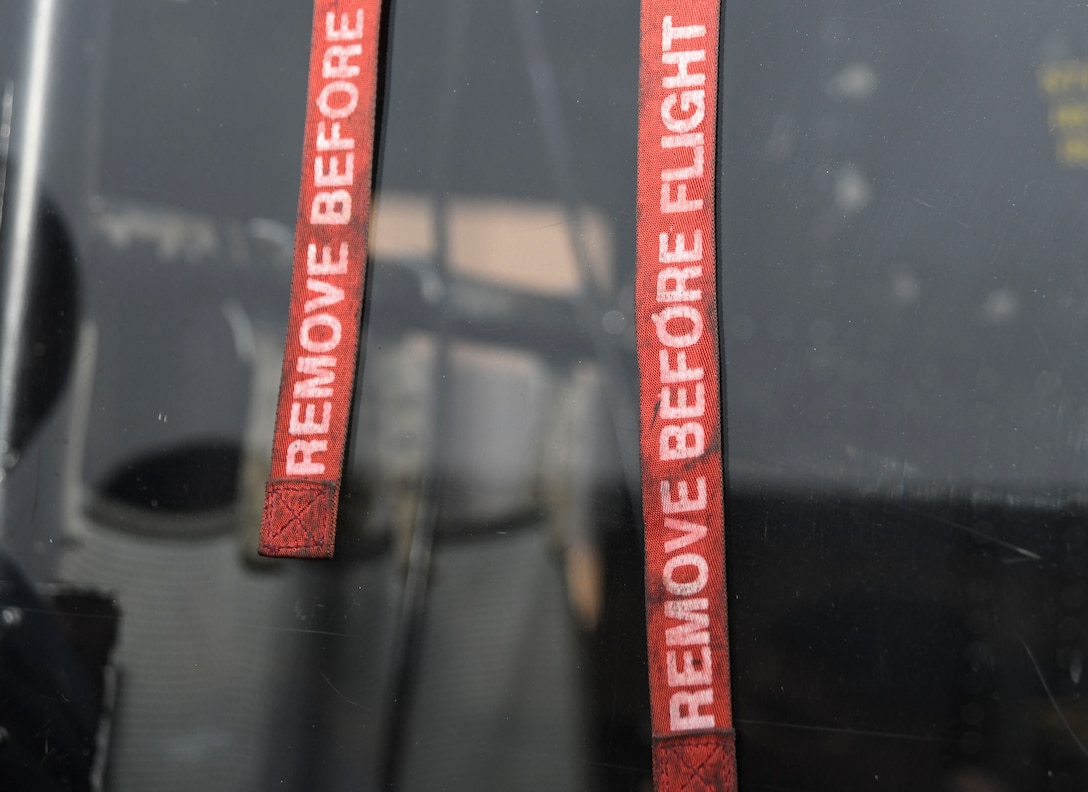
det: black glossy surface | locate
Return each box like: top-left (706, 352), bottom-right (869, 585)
top-left (0, 1), bottom-right (1087, 790)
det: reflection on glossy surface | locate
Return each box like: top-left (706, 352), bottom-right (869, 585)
top-left (1, 0), bottom-right (1088, 790)
top-left (0, 552), bottom-right (117, 792)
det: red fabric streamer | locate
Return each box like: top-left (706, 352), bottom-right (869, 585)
top-left (260, 0), bottom-right (383, 558)
top-left (635, 1), bottom-right (737, 789)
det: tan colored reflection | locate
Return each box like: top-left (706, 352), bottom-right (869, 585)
top-left (371, 192), bottom-right (614, 294)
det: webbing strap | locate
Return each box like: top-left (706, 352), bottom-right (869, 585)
top-left (635, 2), bottom-right (737, 790)
top-left (259, 0), bottom-right (383, 558)
top-left (260, 3), bottom-right (736, 785)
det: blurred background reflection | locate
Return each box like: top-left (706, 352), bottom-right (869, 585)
top-left (2, 1), bottom-right (1088, 790)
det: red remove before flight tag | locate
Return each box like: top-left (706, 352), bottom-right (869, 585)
top-left (635, 0), bottom-right (737, 789)
top-left (260, 0), bottom-right (383, 558)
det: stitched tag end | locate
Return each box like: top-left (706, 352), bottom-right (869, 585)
top-left (652, 731), bottom-right (737, 792)
top-left (259, 479), bottom-right (338, 558)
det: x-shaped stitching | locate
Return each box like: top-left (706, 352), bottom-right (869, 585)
top-left (267, 486), bottom-right (326, 548)
top-left (671, 745), bottom-right (723, 792)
